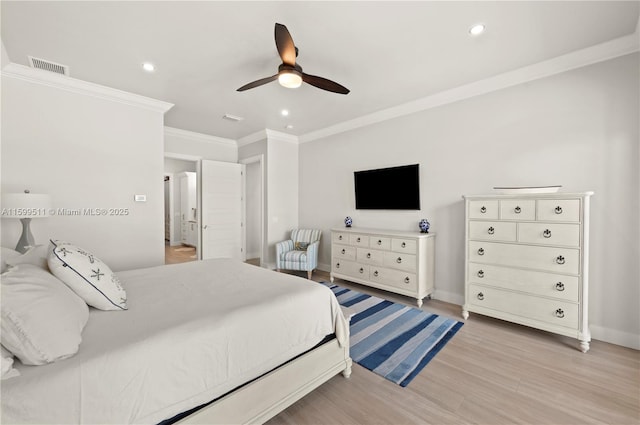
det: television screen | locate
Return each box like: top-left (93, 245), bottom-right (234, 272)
top-left (354, 164), bottom-right (420, 210)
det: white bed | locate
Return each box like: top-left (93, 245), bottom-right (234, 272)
top-left (1, 258), bottom-right (351, 424)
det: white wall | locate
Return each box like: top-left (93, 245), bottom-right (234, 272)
top-left (267, 136), bottom-right (299, 266)
top-left (298, 53), bottom-right (639, 348)
top-left (238, 134), bottom-right (299, 268)
top-left (1, 74), bottom-right (168, 271)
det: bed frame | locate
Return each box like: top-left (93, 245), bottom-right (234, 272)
top-left (176, 337), bottom-right (352, 424)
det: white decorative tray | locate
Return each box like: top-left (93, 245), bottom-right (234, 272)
top-left (493, 185), bottom-right (562, 194)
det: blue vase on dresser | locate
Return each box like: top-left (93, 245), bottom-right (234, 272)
top-left (419, 219), bottom-right (430, 233)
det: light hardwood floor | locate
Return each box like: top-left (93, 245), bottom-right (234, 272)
top-left (267, 270), bottom-right (640, 425)
top-left (164, 243), bottom-right (197, 264)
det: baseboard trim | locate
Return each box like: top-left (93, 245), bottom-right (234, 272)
top-left (590, 325), bottom-right (640, 350)
top-left (432, 289), bottom-right (464, 307)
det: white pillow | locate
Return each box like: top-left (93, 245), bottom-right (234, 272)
top-left (1, 345), bottom-right (20, 380)
top-left (47, 240), bottom-right (127, 311)
top-left (4, 244), bottom-right (50, 271)
top-left (1, 264), bottom-right (89, 365)
top-left (1, 247), bottom-right (22, 273)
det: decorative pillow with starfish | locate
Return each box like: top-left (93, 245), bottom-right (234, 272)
top-left (47, 240), bottom-right (127, 311)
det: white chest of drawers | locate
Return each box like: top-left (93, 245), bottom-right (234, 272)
top-left (330, 227), bottom-right (435, 307)
top-left (462, 192), bottom-right (593, 352)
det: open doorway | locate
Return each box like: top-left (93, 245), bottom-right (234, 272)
top-left (240, 155), bottom-right (264, 267)
top-left (164, 156), bottom-right (199, 264)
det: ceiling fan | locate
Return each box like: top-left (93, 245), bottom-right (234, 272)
top-left (237, 23), bottom-right (350, 95)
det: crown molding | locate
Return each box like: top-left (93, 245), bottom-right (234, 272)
top-left (237, 128), bottom-right (299, 147)
top-left (265, 129), bottom-right (299, 144)
top-left (1, 63), bottom-right (174, 113)
top-left (299, 32), bottom-right (639, 143)
top-left (164, 126), bottom-right (235, 146)
top-left (237, 129), bottom-right (268, 147)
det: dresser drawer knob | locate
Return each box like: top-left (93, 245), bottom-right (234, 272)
top-left (477, 270), bottom-right (485, 278)
top-left (514, 206), bottom-right (521, 214)
top-left (543, 229), bottom-right (552, 238)
top-left (336, 262), bottom-right (340, 269)
top-left (396, 257), bottom-right (402, 264)
top-left (477, 292), bottom-right (484, 301)
top-left (477, 248), bottom-right (485, 256)
top-left (357, 237), bottom-right (361, 243)
top-left (555, 282), bottom-right (565, 291)
top-left (555, 206), bottom-right (563, 214)
top-left (487, 227), bottom-right (495, 235)
top-left (401, 242), bottom-right (406, 248)
top-left (377, 239), bottom-right (382, 245)
top-left (359, 267), bottom-right (364, 274)
top-left (366, 252), bottom-right (371, 259)
top-left (339, 235), bottom-right (343, 240)
top-left (373, 270), bottom-right (379, 277)
top-left (555, 308), bottom-right (565, 318)
top-left (480, 206), bottom-right (487, 213)
top-left (341, 248), bottom-right (346, 254)
top-left (556, 255), bottom-right (565, 265)
top-left (404, 277), bottom-right (410, 284)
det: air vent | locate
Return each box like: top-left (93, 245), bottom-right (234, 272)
top-left (28, 56), bottom-right (69, 76)
top-left (222, 114), bottom-right (244, 122)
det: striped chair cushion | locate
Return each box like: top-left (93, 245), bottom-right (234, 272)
top-left (291, 229), bottom-right (321, 244)
top-left (281, 250), bottom-right (307, 263)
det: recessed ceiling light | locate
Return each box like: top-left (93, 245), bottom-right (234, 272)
top-left (469, 24), bottom-right (486, 36)
top-left (285, 124), bottom-right (294, 129)
top-left (281, 109), bottom-right (289, 116)
top-left (142, 62), bottom-right (155, 72)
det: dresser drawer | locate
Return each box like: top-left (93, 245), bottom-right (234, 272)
top-left (468, 284), bottom-right (579, 329)
top-left (332, 232), bottom-right (349, 244)
top-left (468, 200), bottom-right (499, 219)
top-left (370, 266), bottom-right (418, 291)
top-left (537, 199), bottom-right (580, 222)
top-left (469, 221), bottom-right (516, 242)
top-left (333, 259), bottom-right (369, 279)
top-left (469, 241), bottom-right (580, 275)
top-left (500, 200), bottom-right (536, 220)
top-left (518, 223), bottom-right (580, 247)
top-left (356, 247), bottom-right (384, 265)
top-left (468, 262), bottom-right (579, 302)
top-left (368, 236), bottom-right (391, 250)
top-left (333, 244), bottom-right (356, 261)
top-left (349, 234), bottom-right (370, 247)
top-left (383, 251), bottom-right (417, 273)
top-left (391, 238), bottom-right (417, 254)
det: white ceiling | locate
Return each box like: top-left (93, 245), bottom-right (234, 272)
top-left (2, 1), bottom-right (639, 141)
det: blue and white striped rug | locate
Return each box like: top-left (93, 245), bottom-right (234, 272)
top-left (325, 283), bottom-right (463, 387)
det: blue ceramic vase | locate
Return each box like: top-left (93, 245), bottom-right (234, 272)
top-left (344, 216), bottom-right (353, 227)
top-left (419, 219), bottom-right (430, 233)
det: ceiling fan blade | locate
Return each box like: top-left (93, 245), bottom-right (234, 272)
top-left (236, 74), bottom-right (278, 92)
top-left (302, 73), bottom-right (350, 95)
top-left (275, 23), bottom-right (296, 66)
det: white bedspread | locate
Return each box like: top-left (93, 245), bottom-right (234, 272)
top-left (1, 259), bottom-right (348, 424)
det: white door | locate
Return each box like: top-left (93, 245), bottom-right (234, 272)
top-left (201, 160), bottom-right (245, 260)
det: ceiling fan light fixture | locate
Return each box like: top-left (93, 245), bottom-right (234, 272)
top-left (278, 70), bottom-right (302, 89)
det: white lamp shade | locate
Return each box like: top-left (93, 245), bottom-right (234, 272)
top-left (1, 193), bottom-right (52, 218)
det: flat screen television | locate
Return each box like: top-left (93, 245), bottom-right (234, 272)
top-left (354, 164), bottom-right (420, 210)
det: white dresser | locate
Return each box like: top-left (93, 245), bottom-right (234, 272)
top-left (330, 227), bottom-right (436, 307)
top-left (462, 192), bottom-right (593, 352)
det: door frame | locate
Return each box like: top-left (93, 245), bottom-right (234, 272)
top-left (163, 172), bottom-right (175, 245)
top-left (165, 152), bottom-right (202, 259)
top-left (239, 154), bottom-right (265, 267)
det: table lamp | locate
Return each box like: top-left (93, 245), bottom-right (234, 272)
top-left (1, 190), bottom-right (52, 253)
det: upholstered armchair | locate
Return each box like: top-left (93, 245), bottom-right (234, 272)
top-left (276, 229), bottom-right (322, 279)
